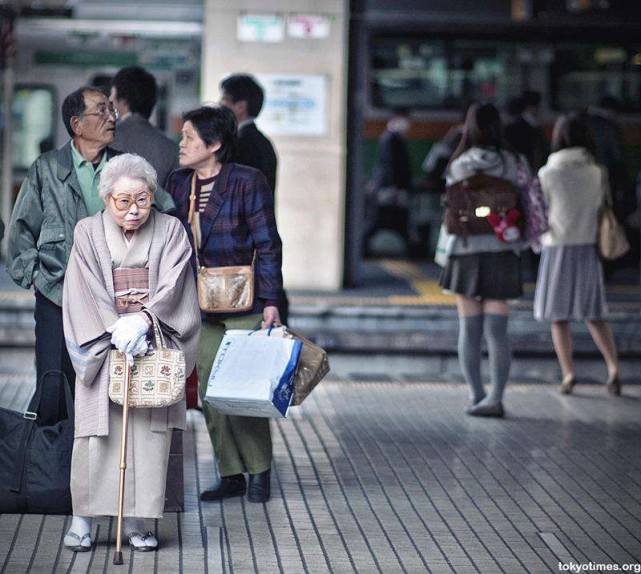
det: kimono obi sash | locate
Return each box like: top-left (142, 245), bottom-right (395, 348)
top-left (113, 267), bottom-right (149, 314)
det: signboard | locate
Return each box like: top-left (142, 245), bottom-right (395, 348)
top-left (237, 14), bottom-right (284, 43)
top-left (287, 14), bottom-right (331, 39)
top-left (255, 74), bottom-right (327, 136)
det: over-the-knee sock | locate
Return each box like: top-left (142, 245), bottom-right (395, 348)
top-left (484, 314), bottom-right (511, 403)
top-left (458, 315), bottom-right (485, 403)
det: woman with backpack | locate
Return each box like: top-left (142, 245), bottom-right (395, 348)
top-left (438, 103), bottom-right (530, 417)
top-left (533, 113), bottom-right (620, 395)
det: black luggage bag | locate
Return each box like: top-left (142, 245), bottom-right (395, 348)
top-left (0, 370), bottom-right (73, 514)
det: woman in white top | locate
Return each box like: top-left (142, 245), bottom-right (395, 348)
top-left (534, 113), bottom-right (620, 395)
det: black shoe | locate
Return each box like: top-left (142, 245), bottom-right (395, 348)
top-left (200, 474), bottom-right (246, 501)
top-left (247, 469), bottom-right (271, 503)
top-left (465, 401), bottom-right (504, 418)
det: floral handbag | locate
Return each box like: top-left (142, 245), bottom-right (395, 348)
top-left (108, 313), bottom-right (186, 408)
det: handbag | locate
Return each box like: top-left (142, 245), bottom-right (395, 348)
top-left (598, 204), bottom-right (630, 260)
top-left (0, 370), bottom-right (73, 514)
top-left (108, 313), bottom-right (186, 408)
top-left (515, 161), bottom-right (548, 252)
top-left (188, 173), bottom-right (255, 313)
top-left (444, 173), bottom-right (521, 237)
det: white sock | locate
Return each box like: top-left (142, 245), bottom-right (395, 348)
top-left (123, 517), bottom-right (145, 536)
top-left (69, 515), bottom-right (92, 536)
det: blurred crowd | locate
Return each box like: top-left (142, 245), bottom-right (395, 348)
top-left (364, 90), bottom-right (639, 268)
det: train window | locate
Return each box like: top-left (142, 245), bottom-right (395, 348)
top-left (12, 85), bottom-right (56, 170)
top-left (370, 37), bottom-right (523, 111)
top-left (551, 44), bottom-right (641, 113)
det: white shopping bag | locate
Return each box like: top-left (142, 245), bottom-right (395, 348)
top-left (205, 330), bottom-right (303, 418)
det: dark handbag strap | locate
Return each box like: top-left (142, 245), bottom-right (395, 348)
top-left (10, 370), bottom-right (74, 493)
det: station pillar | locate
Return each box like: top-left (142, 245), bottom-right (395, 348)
top-left (202, 0), bottom-right (348, 290)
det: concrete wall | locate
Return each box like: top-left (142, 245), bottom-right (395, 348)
top-left (203, 0), bottom-right (348, 290)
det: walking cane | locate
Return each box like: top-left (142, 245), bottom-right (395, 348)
top-left (113, 359), bottom-right (133, 566)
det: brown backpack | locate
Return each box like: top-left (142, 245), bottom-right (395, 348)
top-left (444, 173), bottom-right (520, 237)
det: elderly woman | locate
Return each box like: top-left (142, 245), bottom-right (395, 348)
top-left (62, 153), bottom-right (200, 552)
top-left (167, 106), bottom-right (283, 504)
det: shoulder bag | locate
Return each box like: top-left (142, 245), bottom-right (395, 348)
top-left (108, 312), bottom-right (186, 408)
top-left (188, 174), bottom-right (255, 313)
top-left (598, 194), bottom-right (630, 260)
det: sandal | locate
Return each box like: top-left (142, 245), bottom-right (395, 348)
top-left (64, 531), bottom-right (92, 552)
top-left (128, 531), bottom-right (158, 552)
top-left (606, 374), bottom-right (621, 396)
top-left (560, 375), bottom-right (576, 395)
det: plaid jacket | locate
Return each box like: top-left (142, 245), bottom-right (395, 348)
top-left (167, 163), bottom-right (283, 311)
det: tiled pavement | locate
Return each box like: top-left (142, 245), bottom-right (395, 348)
top-left (2, 380), bottom-right (641, 573)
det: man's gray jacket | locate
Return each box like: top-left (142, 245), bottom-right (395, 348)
top-left (111, 113), bottom-right (178, 187)
top-left (7, 141), bottom-right (175, 306)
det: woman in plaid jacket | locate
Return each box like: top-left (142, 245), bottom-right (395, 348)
top-left (167, 106), bottom-right (283, 503)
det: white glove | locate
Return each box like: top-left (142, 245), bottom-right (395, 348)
top-left (108, 313), bottom-right (150, 356)
top-left (125, 336), bottom-right (149, 365)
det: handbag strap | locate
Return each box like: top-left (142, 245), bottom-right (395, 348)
top-left (11, 370), bottom-right (74, 493)
top-left (188, 172), bottom-right (257, 271)
top-left (142, 310), bottom-right (167, 350)
top-left (188, 174), bottom-right (203, 269)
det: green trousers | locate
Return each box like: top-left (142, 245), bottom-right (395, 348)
top-left (198, 314), bottom-right (272, 477)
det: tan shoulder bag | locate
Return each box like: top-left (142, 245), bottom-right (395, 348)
top-left (188, 174), bottom-right (255, 313)
top-left (597, 188), bottom-right (629, 261)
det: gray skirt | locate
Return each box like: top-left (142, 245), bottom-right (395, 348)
top-left (534, 244), bottom-right (608, 321)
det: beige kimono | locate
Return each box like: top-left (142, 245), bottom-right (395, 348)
top-left (63, 210), bottom-right (200, 518)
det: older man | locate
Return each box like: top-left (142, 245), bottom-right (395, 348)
top-left (7, 86), bottom-right (173, 422)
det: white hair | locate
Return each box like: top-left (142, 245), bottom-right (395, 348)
top-left (98, 153), bottom-right (158, 200)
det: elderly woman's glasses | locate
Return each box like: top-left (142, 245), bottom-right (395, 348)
top-left (83, 103), bottom-right (119, 120)
top-left (110, 193), bottom-right (152, 211)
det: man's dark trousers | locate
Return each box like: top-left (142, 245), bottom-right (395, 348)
top-left (34, 291), bottom-right (76, 424)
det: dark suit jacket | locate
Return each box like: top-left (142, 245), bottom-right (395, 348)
top-left (111, 113), bottom-right (179, 187)
top-left (235, 121), bottom-right (278, 195)
top-left (504, 117), bottom-right (546, 172)
top-left (167, 163), bottom-right (283, 315)
top-left (371, 130), bottom-right (412, 191)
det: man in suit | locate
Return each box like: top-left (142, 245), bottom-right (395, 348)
top-left (504, 90), bottom-right (547, 172)
top-left (220, 74), bottom-right (289, 322)
top-left (219, 74), bottom-right (277, 195)
top-left (110, 66), bottom-right (178, 187)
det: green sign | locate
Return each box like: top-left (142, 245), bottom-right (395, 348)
top-left (34, 51), bottom-right (138, 67)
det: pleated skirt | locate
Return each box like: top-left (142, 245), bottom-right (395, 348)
top-left (439, 251), bottom-right (523, 300)
top-left (70, 402), bottom-right (171, 518)
top-left (534, 244), bottom-right (608, 321)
